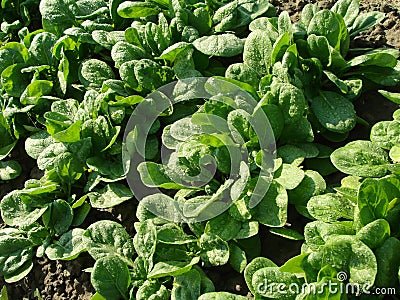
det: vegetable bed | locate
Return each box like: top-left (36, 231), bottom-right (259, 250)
top-left (1, 0), bottom-right (400, 299)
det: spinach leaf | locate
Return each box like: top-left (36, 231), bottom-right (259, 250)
top-left (311, 91), bottom-right (356, 133)
top-left (91, 256), bottom-right (131, 300)
top-left (83, 220), bottom-right (135, 265)
top-left (331, 141), bottom-right (390, 177)
top-left (193, 34), bottom-right (244, 57)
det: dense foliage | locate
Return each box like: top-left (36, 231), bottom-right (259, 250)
top-left (1, 0), bottom-right (400, 298)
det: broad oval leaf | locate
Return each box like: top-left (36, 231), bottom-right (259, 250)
top-left (83, 220), bottom-right (135, 265)
top-left (243, 30), bottom-right (272, 76)
top-left (117, 1), bottom-right (159, 18)
top-left (88, 183), bottom-right (133, 208)
top-left (79, 59), bottom-right (115, 89)
top-left (307, 193), bottom-right (354, 222)
top-left (45, 228), bottom-right (86, 260)
top-left (193, 34), bottom-right (244, 57)
top-left (91, 256), bottom-right (131, 300)
top-left (0, 236), bottom-right (33, 276)
top-left (0, 191), bottom-right (48, 227)
top-left (311, 91), bottom-right (356, 133)
top-left (331, 140), bottom-right (389, 177)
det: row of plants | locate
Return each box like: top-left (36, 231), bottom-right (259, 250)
top-left (1, 0), bottom-right (400, 298)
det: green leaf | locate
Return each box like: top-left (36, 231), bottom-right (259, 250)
top-left (193, 34), bottom-right (244, 57)
top-left (42, 199), bottom-right (73, 235)
top-left (324, 70), bottom-right (348, 93)
top-left (111, 41), bottom-right (148, 67)
top-left (90, 293), bottom-right (106, 300)
top-left (308, 235), bottom-right (377, 286)
top-left (157, 224), bottom-right (196, 245)
top-left (304, 221), bottom-right (355, 251)
top-left (1, 63), bottom-right (30, 97)
top-left (301, 4), bottom-right (321, 28)
top-left (51, 120), bottom-right (82, 143)
top-left (0, 286), bottom-right (7, 300)
top-left (390, 146), bottom-right (400, 163)
top-left (147, 257), bottom-right (199, 279)
top-left (244, 257), bottom-right (278, 294)
top-left (311, 91), bottom-right (356, 133)
top-left (379, 90), bottom-right (400, 104)
top-left (88, 183), bottom-right (133, 208)
top-left (331, 140), bottom-right (389, 177)
top-left (204, 212), bottom-right (242, 241)
top-left (357, 177), bottom-right (397, 225)
top-left (331, 0), bottom-right (360, 27)
top-left (235, 221), bottom-right (259, 239)
top-left (28, 32), bottom-right (57, 65)
top-left (243, 30), bottom-right (272, 76)
top-left (133, 220), bottom-right (157, 261)
top-left (92, 30), bottom-right (125, 50)
top-left (350, 11), bottom-right (385, 37)
top-left (0, 236), bottom-right (33, 276)
top-left (256, 104), bottom-right (284, 140)
top-left (140, 193), bottom-right (183, 223)
top-left (183, 180), bottom-right (233, 220)
top-left (0, 191), bottom-right (48, 227)
top-left (253, 181), bottom-right (288, 227)
top-left (79, 59), bottom-right (115, 89)
top-left (279, 253), bottom-right (309, 275)
top-left (0, 160), bottom-right (21, 180)
top-left (348, 49), bottom-right (399, 68)
top-left (133, 59), bottom-right (172, 91)
top-left (0, 140), bottom-right (17, 161)
top-left (136, 280), bottom-right (169, 300)
top-left (191, 7), bottom-right (212, 35)
top-left (370, 121), bottom-right (400, 150)
top-left (25, 131), bottom-right (53, 160)
top-left (117, 1), bottom-right (159, 18)
top-left (0, 42), bottom-right (29, 74)
top-left (91, 256), bottom-right (131, 300)
top-left (200, 233), bottom-right (229, 267)
top-left (269, 228), bottom-right (304, 241)
top-left (4, 260), bottom-right (33, 283)
top-left (356, 219), bottom-right (390, 249)
top-left (171, 269), bottom-right (201, 300)
top-left (39, 0), bottom-right (75, 35)
top-left (278, 11), bottom-right (292, 36)
top-left (157, 42), bottom-right (191, 62)
top-left (229, 243), bottom-right (247, 273)
top-left (137, 162), bottom-right (185, 189)
top-left (225, 64), bottom-right (260, 91)
top-left (274, 163), bottom-right (305, 190)
top-left (83, 220), bottom-right (135, 265)
top-left (307, 193), bottom-right (354, 222)
top-left (271, 32), bottom-right (290, 65)
top-left (374, 237), bottom-right (400, 288)
top-left (280, 117), bottom-right (314, 143)
top-left (308, 10), bottom-right (341, 49)
top-left (288, 170), bottom-right (326, 206)
top-left (45, 228), bottom-right (86, 260)
top-left (272, 83), bottom-right (307, 125)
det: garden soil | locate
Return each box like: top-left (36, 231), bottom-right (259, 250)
top-left (1, 0), bottom-right (399, 299)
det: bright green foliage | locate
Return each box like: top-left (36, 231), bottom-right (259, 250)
top-left (1, 0), bottom-right (400, 298)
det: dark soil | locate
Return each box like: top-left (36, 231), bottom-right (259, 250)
top-left (1, 0), bottom-right (400, 299)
